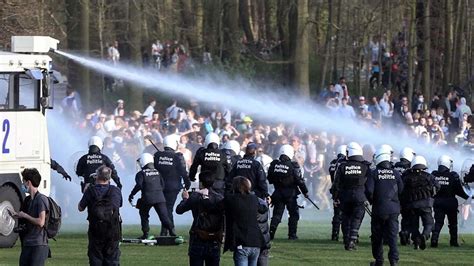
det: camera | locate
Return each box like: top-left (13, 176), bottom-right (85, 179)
top-left (13, 223), bottom-right (27, 234)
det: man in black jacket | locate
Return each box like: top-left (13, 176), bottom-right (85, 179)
top-left (328, 144), bottom-right (346, 241)
top-left (402, 156), bottom-right (440, 250)
top-left (129, 153), bottom-right (176, 239)
top-left (431, 155), bottom-right (466, 247)
top-left (189, 133), bottom-right (230, 195)
top-left (366, 148), bottom-right (404, 266)
top-left (268, 144), bottom-right (309, 240)
top-left (76, 136), bottom-right (122, 192)
top-left (154, 135), bottom-right (191, 236)
top-left (332, 142), bottom-right (370, 251)
top-left (394, 147), bottom-right (415, 245)
top-left (176, 171), bottom-right (225, 266)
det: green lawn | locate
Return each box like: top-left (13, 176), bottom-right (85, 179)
top-left (1, 221), bottom-right (473, 266)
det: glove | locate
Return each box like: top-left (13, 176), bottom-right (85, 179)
top-left (128, 195), bottom-right (133, 203)
top-left (63, 174), bottom-right (72, 182)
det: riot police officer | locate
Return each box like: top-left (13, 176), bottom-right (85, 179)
top-left (189, 133), bottom-right (230, 195)
top-left (401, 155), bottom-right (439, 250)
top-left (394, 147), bottom-right (416, 245)
top-left (431, 155), bottom-right (466, 247)
top-left (223, 140), bottom-right (242, 168)
top-left (228, 142), bottom-right (269, 199)
top-left (129, 153), bottom-right (176, 239)
top-left (366, 147), bottom-right (403, 266)
top-left (331, 142), bottom-right (370, 250)
top-left (328, 144), bottom-right (346, 241)
top-left (268, 144), bottom-right (308, 240)
top-left (76, 136), bottom-right (122, 192)
top-left (154, 134), bottom-right (191, 236)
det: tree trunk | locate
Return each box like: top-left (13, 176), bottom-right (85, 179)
top-left (239, 0), bottom-right (255, 44)
top-left (332, 0), bottom-right (342, 82)
top-left (203, 0), bottom-right (220, 57)
top-left (128, 0), bottom-right (143, 111)
top-left (407, 0), bottom-right (416, 105)
top-left (320, 0), bottom-right (333, 89)
top-left (452, 0), bottom-right (464, 85)
top-left (223, 0), bottom-right (240, 63)
top-left (422, 0), bottom-right (431, 101)
top-left (293, 0), bottom-right (310, 96)
top-left (80, 0), bottom-right (91, 109)
top-left (181, 0), bottom-right (199, 58)
top-left (442, 0), bottom-right (452, 92)
top-left (257, 0), bottom-right (265, 41)
top-left (264, 0), bottom-right (274, 41)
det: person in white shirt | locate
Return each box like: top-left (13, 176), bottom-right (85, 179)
top-left (114, 99), bottom-right (124, 116)
top-left (143, 99), bottom-right (157, 120)
top-left (108, 40), bottom-right (120, 65)
top-left (337, 97), bottom-right (356, 119)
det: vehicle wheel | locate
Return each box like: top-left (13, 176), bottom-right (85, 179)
top-left (0, 185), bottom-right (21, 248)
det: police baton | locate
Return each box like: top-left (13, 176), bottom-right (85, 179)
top-left (298, 187), bottom-right (319, 210)
top-left (146, 137), bottom-right (160, 151)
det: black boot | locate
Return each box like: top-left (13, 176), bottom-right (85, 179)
top-left (160, 227), bottom-right (168, 236)
top-left (431, 232), bottom-right (439, 248)
top-left (138, 233), bottom-right (149, 240)
top-left (345, 240), bottom-right (356, 251)
top-left (450, 235), bottom-right (460, 247)
top-left (449, 225), bottom-right (460, 247)
top-left (419, 235), bottom-right (426, 250)
top-left (269, 225), bottom-right (277, 240)
top-left (399, 231), bottom-right (409, 246)
top-left (331, 232), bottom-right (339, 241)
top-left (169, 227), bottom-right (177, 237)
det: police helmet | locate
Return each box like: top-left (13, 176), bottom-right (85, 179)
top-left (374, 148), bottom-right (391, 166)
top-left (438, 155), bottom-right (453, 170)
top-left (411, 155), bottom-right (428, 170)
top-left (204, 132), bottom-right (220, 146)
top-left (138, 153), bottom-right (154, 168)
top-left (346, 142), bottom-right (363, 157)
top-left (88, 136), bottom-right (103, 150)
top-left (224, 140), bottom-right (241, 155)
top-left (400, 147), bottom-right (416, 162)
top-left (279, 144), bottom-right (295, 159)
top-left (379, 144), bottom-right (394, 161)
top-left (163, 134), bottom-right (180, 150)
top-left (336, 145), bottom-right (347, 157)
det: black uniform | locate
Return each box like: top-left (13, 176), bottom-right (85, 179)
top-left (268, 155), bottom-right (308, 239)
top-left (223, 149), bottom-right (242, 168)
top-left (154, 147), bottom-right (191, 235)
top-left (228, 155), bottom-right (269, 198)
top-left (365, 161), bottom-right (403, 266)
top-left (331, 155), bottom-right (370, 249)
top-left (129, 165), bottom-right (175, 238)
top-left (51, 158), bottom-right (72, 181)
top-left (189, 143), bottom-right (231, 195)
top-left (401, 168), bottom-right (439, 249)
top-left (328, 155), bottom-right (345, 241)
top-left (393, 158), bottom-right (412, 245)
top-left (431, 166), bottom-right (466, 247)
top-left (76, 145), bottom-right (122, 192)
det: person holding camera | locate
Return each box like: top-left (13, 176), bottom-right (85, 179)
top-left (176, 170), bottom-right (225, 266)
top-left (12, 168), bottom-right (50, 266)
top-left (78, 166), bottom-right (122, 266)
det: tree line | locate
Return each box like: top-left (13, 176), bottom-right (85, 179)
top-left (0, 0), bottom-right (472, 111)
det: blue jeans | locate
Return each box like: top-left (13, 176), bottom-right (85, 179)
top-left (233, 247), bottom-right (260, 266)
top-left (188, 238), bottom-right (220, 266)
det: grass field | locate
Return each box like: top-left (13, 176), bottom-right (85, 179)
top-left (1, 220), bottom-right (473, 266)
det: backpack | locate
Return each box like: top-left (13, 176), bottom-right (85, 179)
top-left (21, 195), bottom-right (62, 240)
top-left (45, 197), bottom-right (62, 239)
top-left (88, 187), bottom-right (121, 241)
